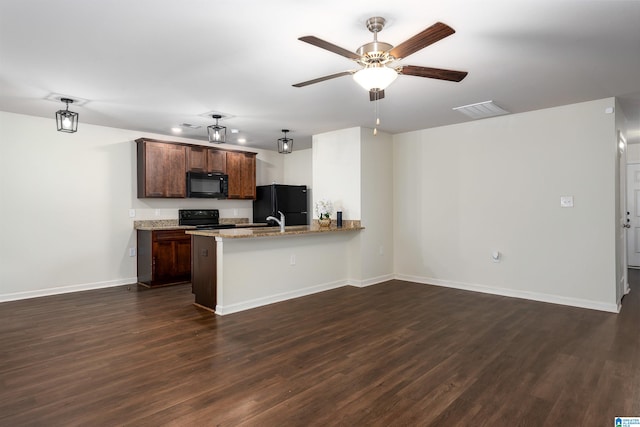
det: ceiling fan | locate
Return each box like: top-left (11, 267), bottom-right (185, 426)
top-left (293, 17), bottom-right (468, 101)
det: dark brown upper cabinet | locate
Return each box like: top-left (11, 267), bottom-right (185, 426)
top-left (226, 151), bottom-right (256, 199)
top-left (136, 138), bottom-right (255, 199)
top-left (137, 139), bottom-right (186, 198)
top-left (208, 149), bottom-right (227, 174)
top-left (187, 146), bottom-right (227, 173)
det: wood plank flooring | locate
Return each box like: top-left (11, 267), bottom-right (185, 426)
top-left (1, 274), bottom-right (638, 426)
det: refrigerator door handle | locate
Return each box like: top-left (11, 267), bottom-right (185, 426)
top-left (271, 184), bottom-right (278, 216)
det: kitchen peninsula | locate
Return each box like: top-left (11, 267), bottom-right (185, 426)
top-left (187, 222), bottom-right (363, 315)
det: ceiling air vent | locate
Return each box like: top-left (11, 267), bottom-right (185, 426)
top-left (453, 100), bottom-right (509, 119)
top-left (180, 123), bottom-right (201, 129)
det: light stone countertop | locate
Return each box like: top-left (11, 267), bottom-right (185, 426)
top-left (134, 218), bottom-right (265, 231)
top-left (185, 221), bottom-right (363, 239)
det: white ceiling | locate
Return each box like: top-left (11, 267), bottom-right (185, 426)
top-left (1, 0), bottom-right (639, 151)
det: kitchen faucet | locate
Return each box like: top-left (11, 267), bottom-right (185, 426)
top-left (266, 211), bottom-right (285, 232)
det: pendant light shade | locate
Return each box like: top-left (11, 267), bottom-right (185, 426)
top-left (353, 65), bottom-right (398, 91)
top-left (55, 98), bottom-right (79, 133)
top-left (207, 114), bottom-right (226, 143)
top-left (278, 129), bottom-right (293, 154)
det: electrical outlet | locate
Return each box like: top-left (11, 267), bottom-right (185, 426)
top-left (233, 209), bottom-right (239, 216)
top-left (290, 254), bottom-right (296, 266)
top-left (560, 196), bottom-right (574, 208)
top-left (129, 209), bottom-right (135, 218)
top-left (154, 209), bottom-right (160, 216)
top-left (129, 247), bottom-right (136, 257)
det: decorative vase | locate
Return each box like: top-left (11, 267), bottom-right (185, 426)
top-left (318, 218), bottom-right (331, 227)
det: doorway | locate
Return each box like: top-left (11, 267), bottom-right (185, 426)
top-left (618, 131), bottom-right (629, 307)
top-left (626, 163), bottom-right (640, 269)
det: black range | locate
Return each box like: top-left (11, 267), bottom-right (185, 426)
top-left (178, 209), bottom-right (236, 230)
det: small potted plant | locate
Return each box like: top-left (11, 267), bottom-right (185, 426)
top-left (315, 199), bottom-right (333, 227)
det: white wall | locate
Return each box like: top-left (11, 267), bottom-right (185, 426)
top-left (393, 98), bottom-right (618, 312)
top-left (311, 127), bottom-right (394, 285)
top-left (283, 148), bottom-right (312, 186)
top-left (0, 111), bottom-right (283, 299)
top-left (355, 128), bottom-right (394, 284)
top-left (312, 127), bottom-right (361, 220)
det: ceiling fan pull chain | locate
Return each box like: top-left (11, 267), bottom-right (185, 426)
top-left (374, 97), bottom-right (379, 135)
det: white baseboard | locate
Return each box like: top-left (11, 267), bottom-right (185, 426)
top-left (348, 274), bottom-right (394, 288)
top-left (2, 273), bottom-right (621, 315)
top-left (394, 274), bottom-right (620, 313)
top-left (0, 277), bottom-right (138, 303)
top-left (215, 279), bottom-right (348, 315)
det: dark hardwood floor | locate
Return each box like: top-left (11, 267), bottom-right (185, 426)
top-left (1, 274), bottom-right (638, 426)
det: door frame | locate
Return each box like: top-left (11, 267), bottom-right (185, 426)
top-left (619, 131), bottom-right (631, 301)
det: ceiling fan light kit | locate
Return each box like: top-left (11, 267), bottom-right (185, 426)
top-left (353, 65), bottom-right (398, 91)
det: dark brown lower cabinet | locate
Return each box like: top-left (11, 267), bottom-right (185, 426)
top-left (191, 235), bottom-right (216, 311)
top-left (137, 230), bottom-right (191, 287)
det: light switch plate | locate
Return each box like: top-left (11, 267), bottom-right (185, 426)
top-left (560, 196), bottom-right (574, 208)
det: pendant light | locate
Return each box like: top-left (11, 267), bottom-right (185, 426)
top-left (207, 114), bottom-right (226, 143)
top-left (278, 129), bottom-right (293, 154)
top-left (55, 98), bottom-right (79, 133)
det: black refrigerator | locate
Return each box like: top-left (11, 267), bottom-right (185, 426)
top-left (253, 184), bottom-right (308, 226)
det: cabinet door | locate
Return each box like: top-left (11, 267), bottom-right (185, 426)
top-left (143, 143), bottom-right (169, 197)
top-left (140, 141), bottom-right (186, 198)
top-left (208, 149), bottom-right (227, 173)
top-left (226, 151), bottom-right (242, 198)
top-left (226, 151), bottom-right (256, 199)
top-left (187, 146), bottom-right (208, 172)
top-left (240, 153), bottom-right (256, 199)
top-left (174, 237), bottom-right (192, 278)
top-left (152, 240), bottom-right (177, 281)
top-left (163, 144), bottom-right (187, 197)
top-left (148, 230), bottom-right (191, 286)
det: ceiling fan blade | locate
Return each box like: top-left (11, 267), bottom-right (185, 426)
top-left (292, 71), bottom-right (354, 88)
top-left (389, 22), bottom-right (455, 60)
top-left (400, 65), bottom-right (468, 82)
top-left (298, 36), bottom-right (361, 61)
top-left (369, 89), bottom-right (385, 102)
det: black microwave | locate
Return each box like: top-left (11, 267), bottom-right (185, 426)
top-left (186, 172), bottom-right (228, 199)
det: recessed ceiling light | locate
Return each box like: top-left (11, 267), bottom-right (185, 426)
top-left (237, 138), bottom-right (246, 144)
top-left (453, 100), bottom-right (509, 119)
top-left (231, 129), bottom-right (239, 134)
top-left (171, 127), bottom-right (182, 133)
